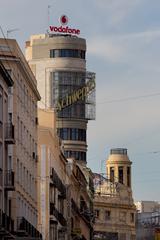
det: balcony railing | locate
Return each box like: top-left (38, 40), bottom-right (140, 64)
top-left (4, 170), bottom-right (15, 191)
top-left (0, 122), bottom-right (2, 139)
top-left (71, 198), bottom-right (93, 228)
top-left (71, 198), bottom-right (80, 215)
top-left (0, 209), bottom-right (14, 235)
top-left (50, 203), bottom-right (67, 227)
top-left (17, 217), bottom-right (42, 239)
top-left (5, 123), bottom-right (15, 144)
top-left (0, 170), bottom-right (2, 187)
top-left (50, 168), bottom-right (66, 198)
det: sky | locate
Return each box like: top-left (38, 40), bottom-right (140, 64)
top-left (1, 0), bottom-right (160, 201)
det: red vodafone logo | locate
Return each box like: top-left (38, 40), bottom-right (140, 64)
top-left (49, 15), bottom-right (80, 35)
top-left (60, 15), bottom-right (68, 25)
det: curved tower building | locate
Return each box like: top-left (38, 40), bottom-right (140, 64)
top-left (25, 33), bottom-right (95, 165)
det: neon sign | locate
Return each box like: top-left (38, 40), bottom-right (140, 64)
top-left (56, 78), bottom-right (95, 112)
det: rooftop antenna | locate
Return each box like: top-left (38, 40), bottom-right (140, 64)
top-left (7, 28), bottom-right (19, 38)
top-left (46, 5), bottom-right (51, 34)
top-left (48, 5), bottom-right (51, 27)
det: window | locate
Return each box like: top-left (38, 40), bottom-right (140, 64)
top-left (64, 150), bottom-right (86, 161)
top-left (110, 167), bottom-right (114, 182)
top-left (20, 163), bottom-right (22, 184)
top-left (118, 167), bottom-right (123, 184)
top-left (16, 159), bottom-right (19, 182)
top-left (130, 213), bottom-right (134, 223)
top-left (0, 91), bottom-right (2, 123)
top-left (80, 196), bottom-right (87, 212)
top-left (58, 128), bottom-right (86, 141)
top-left (50, 187), bottom-right (56, 205)
top-left (50, 49), bottom-right (86, 59)
top-left (0, 190), bottom-right (2, 209)
top-left (131, 235), bottom-right (136, 240)
top-left (51, 71), bottom-right (86, 119)
top-left (58, 196), bottom-right (64, 214)
top-left (0, 122), bottom-right (2, 139)
top-left (105, 210), bottom-right (111, 221)
top-left (26, 171), bottom-right (28, 192)
top-left (95, 209), bottom-right (100, 218)
top-left (23, 167), bottom-right (25, 187)
top-left (50, 222), bottom-right (58, 240)
top-left (127, 167), bottom-right (131, 187)
top-left (119, 233), bottom-right (126, 240)
top-left (58, 229), bottom-right (65, 240)
top-left (8, 155), bottom-right (12, 170)
top-left (119, 211), bottom-right (126, 223)
top-left (0, 143), bottom-right (2, 169)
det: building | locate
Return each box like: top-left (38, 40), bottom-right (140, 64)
top-left (135, 201), bottom-right (160, 240)
top-left (0, 38), bottom-right (42, 239)
top-left (135, 201), bottom-right (160, 213)
top-left (0, 60), bottom-right (14, 239)
top-left (93, 148), bottom-right (136, 240)
top-left (25, 17), bottom-right (95, 239)
top-left (38, 108), bottom-right (94, 240)
top-left (25, 32), bottom-right (95, 165)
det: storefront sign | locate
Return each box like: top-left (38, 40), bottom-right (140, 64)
top-left (56, 78), bottom-right (95, 112)
top-left (49, 15), bottom-right (80, 35)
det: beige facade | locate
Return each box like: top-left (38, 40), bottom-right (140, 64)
top-left (93, 148), bottom-right (136, 240)
top-left (0, 60), bottom-right (14, 238)
top-left (0, 38), bottom-right (42, 238)
top-left (38, 108), bottom-right (94, 240)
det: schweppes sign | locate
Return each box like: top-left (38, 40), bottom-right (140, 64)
top-left (56, 78), bottom-right (95, 112)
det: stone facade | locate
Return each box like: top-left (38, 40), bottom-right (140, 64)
top-left (0, 38), bottom-right (42, 239)
top-left (38, 109), bottom-right (94, 240)
top-left (93, 148), bottom-right (136, 240)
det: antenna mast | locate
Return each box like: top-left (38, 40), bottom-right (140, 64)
top-left (7, 28), bottom-right (19, 38)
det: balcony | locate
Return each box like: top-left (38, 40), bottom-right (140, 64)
top-left (71, 198), bottom-right (80, 215)
top-left (5, 123), bottom-right (15, 144)
top-left (50, 203), bottom-right (67, 227)
top-left (0, 122), bottom-right (2, 139)
top-left (4, 170), bottom-right (15, 191)
top-left (50, 168), bottom-right (66, 198)
top-left (71, 198), bottom-right (92, 228)
top-left (0, 170), bottom-right (2, 187)
top-left (17, 217), bottom-right (42, 239)
top-left (0, 209), bottom-right (14, 237)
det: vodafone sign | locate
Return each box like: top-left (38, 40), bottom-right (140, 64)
top-left (49, 15), bottom-right (80, 35)
top-left (59, 15), bottom-right (68, 25)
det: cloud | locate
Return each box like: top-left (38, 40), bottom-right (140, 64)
top-left (94, 0), bottom-right (144, 25)
top-left (88, 38), bottom-right (124, 62)
top-left (87, 29), bottom-right (160, 64)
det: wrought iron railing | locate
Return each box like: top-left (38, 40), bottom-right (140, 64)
top-left (71, 198), bottom-right (92, 228)
top-left (0, 209), bottom-right (14, 233)
top-left (4, 170), bottom-right (15, 191)
top-left (17, 217), bottom-right (42, 239)
top-left (0, 122), bottom-right (2, 139)
top-left (50, 168), bottom-right (66, 198)
top-left (5, 122), bottom-right (15, 144)
top-left (50, 203), bottom-right (67, 227)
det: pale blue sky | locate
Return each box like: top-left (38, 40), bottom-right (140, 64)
top-left (1, 0), bottom-right (160, 201)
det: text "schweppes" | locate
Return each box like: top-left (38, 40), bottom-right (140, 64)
top-left (56, 79), bottom-right (95, 112)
